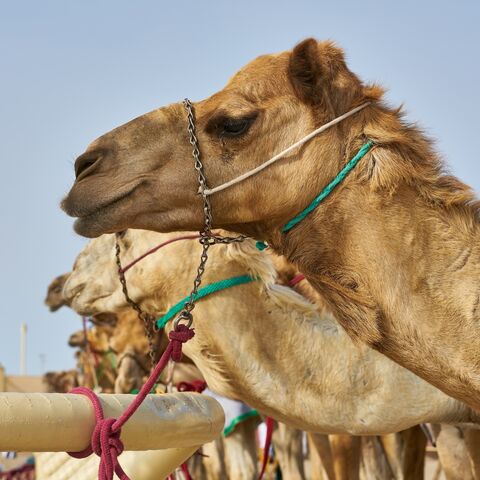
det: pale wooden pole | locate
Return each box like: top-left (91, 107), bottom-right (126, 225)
top-left (0, 364), bottom-right (5, 392)
top-left (19, 323), bottom-right (27, 375)
top-left (0, 391), bottom-right (224, 479)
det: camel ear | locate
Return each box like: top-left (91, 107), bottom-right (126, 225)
top-left (288, 38), bottom-right (361, 114)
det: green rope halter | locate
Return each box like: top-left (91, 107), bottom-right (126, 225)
top-left (156, 274), bottom-right (257, 330)
top-left (282, 140), bottom-right (374, 232)
top-left (256, 140), bottom-right (374, 250)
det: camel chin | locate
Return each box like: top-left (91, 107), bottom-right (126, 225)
top-left (73, 216), bottom-right (114, 238)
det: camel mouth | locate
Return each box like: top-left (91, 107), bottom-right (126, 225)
top-left (47, 304), bottom-right (62, 313)
top-left (69, 292), bottom-right (112, 316)
top-left (62, 180), bottom-right (142, 219)
top-left (62, 180), bottom-right (144, 237)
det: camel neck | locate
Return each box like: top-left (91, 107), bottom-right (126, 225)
top-left (273, 179), bottom-right (480, 409)
top-left (166, 264), bottom-right (476, 433)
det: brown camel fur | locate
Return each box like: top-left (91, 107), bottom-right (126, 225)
top-left (62, 38), bottom-right (480, 411)
top-left (273, 257), bottom-right (422, 480)
top-left (63, 230), bottom-right (480, 434)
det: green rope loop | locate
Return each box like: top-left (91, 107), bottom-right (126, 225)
top-left (282, 141), bottom-right (374, 232)
top-left (156, 274), bottom-right (257, 330)
top-left (223, 410), bottom-right (260, 436)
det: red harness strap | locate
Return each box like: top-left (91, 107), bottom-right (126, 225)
top-left (120, 234), bottom-right (202, 273)
top-left (68, 324), bottom-right (195, 480)
top-left (258, 416), bottom-right (275, 480)
top-left (288, 274), bottom-right (306, 288)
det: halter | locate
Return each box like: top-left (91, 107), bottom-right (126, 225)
top-left (203, 101), bottom-right (370, 197)
top-left (184, 98), bottom-right (373, 244)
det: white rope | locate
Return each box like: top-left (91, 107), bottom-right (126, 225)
top-left (203, 102), bottom-right (370, 196)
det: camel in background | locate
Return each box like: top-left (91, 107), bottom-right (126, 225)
top-left (63, 38), bottom-right (480, 412)
top-left (43, 369), bottom-right (79, 393)
top-left (44, 273), bottom-right (70, 311)
top-left (64, 230), bottom-right (480, 436)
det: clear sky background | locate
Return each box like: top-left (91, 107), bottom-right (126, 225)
top-left (0, 1), bottom-right (479, 376)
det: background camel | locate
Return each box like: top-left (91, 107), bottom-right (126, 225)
top-left (64, 230), bottom-right (480, 436)
top-left (44, 273), bottom-right (70, 312)
top-left (62, 38), bottom-right (480, 413)
top-left (43, 369), bottom-right (79, 393)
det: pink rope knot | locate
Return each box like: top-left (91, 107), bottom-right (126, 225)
top-left (168, 325), bottom-right (195, 361)
top-left (68, 387), bottom-right (128, 480)
top-left (91, 417), bottom-right (126, 479)
top-left (67, 325), bottom-right (195, 480)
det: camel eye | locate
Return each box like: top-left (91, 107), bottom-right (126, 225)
top-left (221, 118), bottom-right (251, 137)
top-left (207, 112), bottom-right (258, 138)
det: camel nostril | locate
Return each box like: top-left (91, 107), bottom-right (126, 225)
top-left (74, 150), bottom-right (103, 179)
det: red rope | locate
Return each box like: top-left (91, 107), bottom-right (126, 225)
top-left (288, 274), bottom-right (305, 287)
top-left (176, 380), bottom-right (207, 393)
top-left (68, 324), bottom-right (195, 480)
top-left (180, 462), bottom-right (193, 480)
top-left (120, 234), bottom-right (201, 273)
top-left (258, 417), bottom-right (275, 480)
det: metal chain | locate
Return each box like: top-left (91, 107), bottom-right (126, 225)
top-left (177, 99), bottom-right (247, 329)
top-left (115, 237), bottom-right (157, 371)
top-left (113, 99), bottom-right (246, 368)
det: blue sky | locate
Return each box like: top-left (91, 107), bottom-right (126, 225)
top-left (1, 0), bottom-right (479, 375)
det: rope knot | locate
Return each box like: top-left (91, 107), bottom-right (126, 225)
top-left (68, 387), bottom-right (128, 480)
top-left (168, 325), bottom-right (195, 361)
top-left (92, 417), bottom-right (124, 458)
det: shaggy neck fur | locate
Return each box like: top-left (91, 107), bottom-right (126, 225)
top-left (263, 108), bottom-right (480, 411)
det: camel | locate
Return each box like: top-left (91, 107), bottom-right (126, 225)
top-left (43, 369), bottom-right (79, 393)
top-left (63, 230), bottom-right (480, 436)
top-left (62, 38), bottom-right (480, 411)
top-left (44, 273), bottom-right (70, 311)
top-left (67, 322), bottom-right (117, 392)
top-left (280, 263), bottom-right (426, 480)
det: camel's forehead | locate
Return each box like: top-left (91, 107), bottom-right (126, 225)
top-left (223, 51), bottom-right (291, 100)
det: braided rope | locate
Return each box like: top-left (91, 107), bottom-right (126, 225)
top-left (68, 325), bottom-right (195, 480)
top-left (157, 275), bottom-right (257, 329)
top-left (282, 141), bottom-right (374, 232)
top-left (203, 102), bottom-right (370, 196)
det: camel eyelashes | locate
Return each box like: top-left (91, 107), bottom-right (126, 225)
top-left (221, 118), bottom-right (251, 137)
top-left (206, 112), bottom-right (258, 138)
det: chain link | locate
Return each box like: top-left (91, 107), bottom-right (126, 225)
top-left (115, 237), bottom-right (157, 371)
top-left (177, 99), bottom-right (247, 328)
top-left (114, 99), bottom-right (247, 367)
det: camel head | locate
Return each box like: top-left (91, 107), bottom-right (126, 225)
top-left (64, 230), bottom-right (201, 316)
top-left (68, 329), bottom-right (87, 348)
top-left (45, 273), bottom-right (71, 312)
top-left (43, 370), bottom-right (79, 393)
top-left (63, 232), bottom-right (126, 315)
top-left (115, 346), bottom-right (145, 394)
top-left (62, 38), bottom-right (381, 239)
top-left (68, 325), bottom-right (112, 352)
